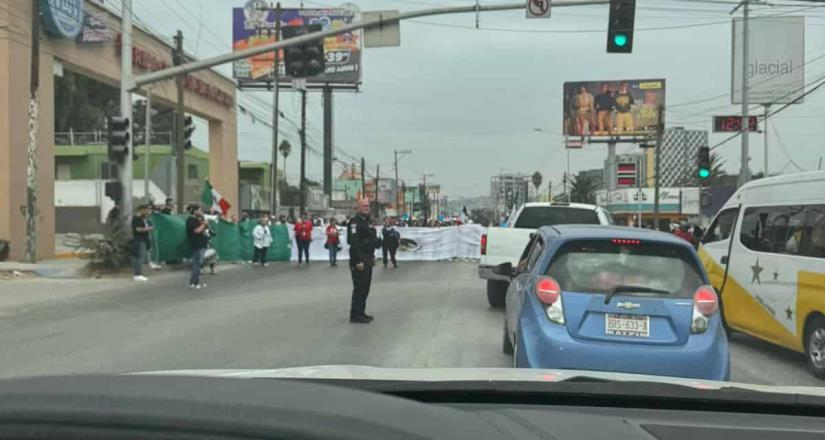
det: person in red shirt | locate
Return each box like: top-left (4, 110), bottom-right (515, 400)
top-left (294, 212), bottom-right (313, 264)
top-left (672, 222), bottom-right (696, 247)
top-left (325, 218), bottom-right (341, 267)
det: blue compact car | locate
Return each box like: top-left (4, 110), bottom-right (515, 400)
top-left (501, 225), bottom-right (729, 381)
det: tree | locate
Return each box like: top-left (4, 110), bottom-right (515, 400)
top-left (279, 140), bottom-right (292, 183)
top-left (567, 172), bottom-right (602, 204)
top-left (531, 171), bottom-right (543, 194)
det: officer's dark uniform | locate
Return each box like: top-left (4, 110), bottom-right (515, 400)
top-left (348, 213), bottom-right (378, 322)
top-left (381, 227), bottom-right (400, 268)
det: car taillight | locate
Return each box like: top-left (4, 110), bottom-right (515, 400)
top-left (694, 286), bottom-right (718, 316)
top-left (691, 286), bottom-right (718, 334)
top-left (536, 276), bottom-right (564, 325)
top-left (480, 234), bottom-right (487, 255)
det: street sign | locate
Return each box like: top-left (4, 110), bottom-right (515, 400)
top-left (526, 0), bottom-right (551, 19)
top-left (364, 10), bottom-right (401, 48)
top-left (712, 115), bottom-right (758, 133)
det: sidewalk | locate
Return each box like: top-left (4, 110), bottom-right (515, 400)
top-left (0, 258), bottom-right (88, 279)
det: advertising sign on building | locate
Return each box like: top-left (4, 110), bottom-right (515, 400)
top-left (232, 3), bottom-right (362, 84)
top-left (40, 0), bottom-right (84, 39)
top-left (616, 162), bottom-right (637, 187)
top-left (77, 11), bottom-right (110, 43)
top-left (563, 79), bottom-right (665, 138)
top-left (596, 187), bottom-right (700, 215)
top-left (732, 16), bottom-right (805, 104)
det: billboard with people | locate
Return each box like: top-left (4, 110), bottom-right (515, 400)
top-left (562, 79), bottom-right (666, 137)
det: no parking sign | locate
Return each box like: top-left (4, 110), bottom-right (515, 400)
top-left (526, 0), bottom-right (551, 19)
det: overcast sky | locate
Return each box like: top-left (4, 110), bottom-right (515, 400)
top-left (135, 0), bottom-right (825, 198)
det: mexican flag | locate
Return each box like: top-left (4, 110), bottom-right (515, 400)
top-left (201, 180), bottom-right (231, 215)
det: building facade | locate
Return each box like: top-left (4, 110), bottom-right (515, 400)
top-left (645, 128), bottom-right (708, 187)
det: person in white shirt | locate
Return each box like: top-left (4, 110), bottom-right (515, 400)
top-left (252, 214), bottom-right (273, 267)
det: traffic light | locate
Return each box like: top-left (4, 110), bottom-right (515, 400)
top-left (697, 146), bottom-right (711, 180)
top-left (182, 115), bottom-right (195, 150)
top-left (282, 24), bottom-right (325, 78)
top-left (107, 116), bottom-right (130, 163)
top-left (607, 0), bottom-right (636, 53)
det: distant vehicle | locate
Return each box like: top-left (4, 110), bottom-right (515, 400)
top-left (501, 225), bottom-right (729, 381)
top-left (698, 171), bottom-right (825, 378)
top-left (479, 202), bottom-right (614, 308)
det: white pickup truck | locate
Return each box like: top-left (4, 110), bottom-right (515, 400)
top-left (478, 202), bottom-right (614, 308)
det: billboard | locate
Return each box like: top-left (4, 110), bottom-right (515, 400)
top-left (732, 16), bottom-right (804, 104)
top-left (232, 3), bottom-right (362, 84)
top-left (562, 79), bottom-right (665, 138)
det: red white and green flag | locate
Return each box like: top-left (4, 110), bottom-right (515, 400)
top-left (201, 180), bottom-right (231, 215)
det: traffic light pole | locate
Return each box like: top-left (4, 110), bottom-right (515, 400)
top-left (132, 1), bottom-right (609, 91)
top-left (763, 104), bottom-right (769, 177)
top-left (737, 0), bottom-right (751, 187)
top-left (323, 86), bottom-right (333, 199)
top-left (174, 30), bottom-right (185, 213)
top-left (270, 4), bottom-right (282, 216)
top-left (120, 0), bottom-right (134, 227)
top-left (653, 104), bottom-right (664, 231)
top-left (144, 91), bottom-right (152, 202)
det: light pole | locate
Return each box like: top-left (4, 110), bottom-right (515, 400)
top-left (394, 149), bottom-right (412, 216)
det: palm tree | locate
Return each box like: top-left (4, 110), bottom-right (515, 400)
top-left (278, 140), bottom-right (291, 183)
top-left (531, 171), bottom-right (543, 199)
top-left (567, 172), bottom-right (602, 204)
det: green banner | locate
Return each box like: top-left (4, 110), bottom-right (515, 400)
top-left (149, 215), bottom-right (292, 263)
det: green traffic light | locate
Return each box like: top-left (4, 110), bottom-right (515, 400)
top-left (613, 34), bottom-right (628, 47)
top-left (698, 168), bottom-right (711, 179)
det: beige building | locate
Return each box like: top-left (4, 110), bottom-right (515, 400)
top-left (0, 0), bottom-right (238, 261)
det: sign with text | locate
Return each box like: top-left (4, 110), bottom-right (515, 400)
top-left (40, 0), bottom-right (84, 39)
top-left (713, 115), bottom-right (758, 133)
top-left (616, 162), bottom-right (638, 187)
top-left (232, 5), bottom-right (362, 84)
top-left (732, 16), bottom-right (805, 104)
top-left (563, 79), bottom-right (665, 138)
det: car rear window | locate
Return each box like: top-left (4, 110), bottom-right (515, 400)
top-left (546, 240), bottom-right (705, 298)
top-left (514, 207), bottom-right (600, 229)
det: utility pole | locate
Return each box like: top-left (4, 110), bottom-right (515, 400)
top-left (270, 3), bottom-right (282, 215)
top-left (120, 0), bottom-right (135, 223)
top-left (374, 164), bottom-right (380, 217)
top-left (24, 0), bottom-right (41, 262)
top-left (653, 104), bottom-right (665, 230)
top-left (299, 88), bottom-right (307, 214)
top-left (393, 149), bottom-right (412, 214)
top-left (763, 104), bottom-right (769, 177)
top-left (323, 85), bottom-right (333, 199)
top-left (737, 0), bottom-right (751, 187)
top-left (144, 91), bottom-right (152, 201)
top-left (566, 148), bottom-right (572, 203)
top-left (173, 30), bottom-right (185, 213)
top-left (360, 157), bottom-right (366, 198)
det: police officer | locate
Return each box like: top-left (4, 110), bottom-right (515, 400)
top-left (348, 198), bottom-right (378, 323)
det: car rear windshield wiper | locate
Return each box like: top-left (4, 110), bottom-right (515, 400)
top-left (604, 285), bottom-right (672, 304)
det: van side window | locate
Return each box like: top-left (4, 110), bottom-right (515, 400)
top-left (740, 205), bottom-right (818, 256)
top-left (702, 208), bottom-right (737, 244)
top-left (801, 205), bottom-right (825, 258)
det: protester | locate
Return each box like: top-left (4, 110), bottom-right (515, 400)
top-left (381, 219), bottom-right (401, 269)
top-left (673, 221), bottom-right (695, 245)
top-left (160, 198), bottom-right (175, 215)
top-left (348, 198), bottom-right (379, 323)
top-left (131, 204), bottom-right (153, 282)
top-left (186, 204), bottom-right (209, 289)
top-left (294, 212), bottom-right (313, 264)
top-left (144, 213), bottom-right (162, 270)
top-left (325, 218), bottom-right (341, 267)
top-left (277, 215), bottom-right (287, 225)
top-left (252, 214), bottom-right (272, 267)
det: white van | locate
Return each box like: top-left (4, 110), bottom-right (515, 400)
top-left (698, 171), bottom-right (825, 377)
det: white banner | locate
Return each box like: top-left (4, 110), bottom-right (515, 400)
top-left (732, 16), bottom-right (805, 104)
top-left (286, 224), bottom-right (486, 262)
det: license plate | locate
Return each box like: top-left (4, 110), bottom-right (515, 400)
top-left (605, 313), bottom-right (650, 337)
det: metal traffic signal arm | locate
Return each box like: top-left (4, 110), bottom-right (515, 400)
top-left (129, 0), bottom-right (609, 91)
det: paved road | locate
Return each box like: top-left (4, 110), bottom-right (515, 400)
top-left (0, 261), bottom-right (819, 387)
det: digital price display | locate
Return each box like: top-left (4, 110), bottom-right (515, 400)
top-left (713, 116), bottom-right (759, 133)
